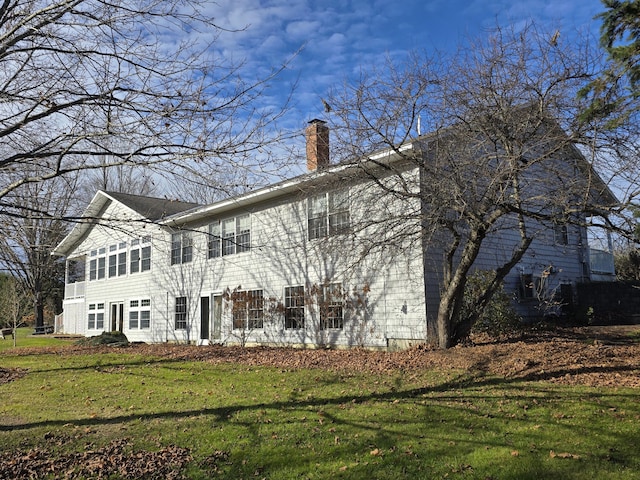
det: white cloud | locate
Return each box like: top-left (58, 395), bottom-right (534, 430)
top-left (285, 20), bottom-right (322, 40)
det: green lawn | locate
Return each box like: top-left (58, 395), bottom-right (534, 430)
top-left (0, 327), bottom-right (71, 352)
top-left (1, 345), bottom-right (639, 479)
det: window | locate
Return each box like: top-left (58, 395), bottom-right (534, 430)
top-left (519, 274), bottom-right (542, 300)
top-left (88, 303), bottom-right (105, 330)
top-left (171, 232), bottom-right (193, 265)
top-left (175, 297), bottom-right (187, 330)
top-left (329, 190), bottom-right (350, 235)
top-left (118, 251), bottom-right (127, 276)
top-left (308, 190), bottom-right (349, 240)
top-left (232, 289), bottom-right (263, 330)
top-left (107, 243), bottom-right (128, 278)
top-left (210, 214), bottom-right (251, 258)
top-left (98, 253), bottom-right (106, 279)
top-left (222, 218), bottom-right (235, 256)
top-left (108, 244), bottom-right (118, 278)
top-left (89, 248), bottom-right (106, 281)
top-left (208, 222), bottom-right (221, 258)
top-left (236, 215), bottom-right (251, 253)
top-left (320, 283), bottom-right (343, 329)
top-left (284, 286), bottom-right (305, 329)
top-left (129, 300), bottom-right (139, 329)
top-left (89, 257), bottom-right (96, 281)
top-left (130, 249), bottom-right (140, 273)
top-left (130, 236), bottom-right (151, 273)
top-left (140, 299), bottom-right (151, 328)
top-left (129, 299), bottom-right (151, 329)
top-left (554, 223), bottom-right (569, 245)
top-left (88, 303), bottom-right (95, 329)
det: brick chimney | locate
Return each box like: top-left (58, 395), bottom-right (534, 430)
top-left (306, 119), bottom-right (329, 171)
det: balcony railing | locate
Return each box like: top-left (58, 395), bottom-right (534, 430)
top-left (64, 281), bottom-right (85, 300)
top-left (589, 248), bottom-right (615, 275)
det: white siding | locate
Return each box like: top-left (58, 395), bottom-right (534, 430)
top-left (58, 149), bottom-right (595, 347)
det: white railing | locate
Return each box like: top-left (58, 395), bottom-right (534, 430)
top-left (64, 281), bottom-right (85, 299)
top-left (54, 313), bottom-right (63, 333)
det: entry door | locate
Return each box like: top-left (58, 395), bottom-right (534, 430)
top-left (110, 302), bottom-right (124, 332)
top-left (212, 295), bottom-right (222, 340)
top-left (200, 296), bottom-right (210, 340)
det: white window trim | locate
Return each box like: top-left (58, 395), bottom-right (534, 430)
top-left (130, 236), bottom-right (152, 274)
top-left (129, 298), bottom-right (151, 330)
top-left (171, 232), bottom-right (193, 265)
top-left (284, 286), bottom-right (305, 329)
top-left (88, 302), bottom-right (105, 330)
top-left (209, 213), bottom-right (251, 258)
top-left (88, 248), bottom-right (107, 281)
top-left (308, 190), bottom-right (350, 240)
top-left (320, 283), bottom-right (344, 330)
top-left (231, 289), bottom-right (264, 330)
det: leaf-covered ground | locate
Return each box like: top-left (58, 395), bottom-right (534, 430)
top-left (3, 325), bottom-right (639, 388)
top-left (1, 325), bottom-right (639, 479)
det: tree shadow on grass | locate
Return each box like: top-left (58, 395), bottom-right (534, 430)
top-left (3, 360), bottom-right (638, 434)
top-left (2, 359), bottom-right (639, 480)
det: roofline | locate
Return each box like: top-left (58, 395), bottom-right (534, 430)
top-left (51, 191), bottom-right (151, 257)
top-left (162, 143), bottom-right (415, 226)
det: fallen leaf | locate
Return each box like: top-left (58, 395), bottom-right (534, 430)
top-left (550, 450), bottom-right (581, 459)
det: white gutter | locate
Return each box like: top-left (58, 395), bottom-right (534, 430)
top-left (163, 142), bottom-right (415, 227)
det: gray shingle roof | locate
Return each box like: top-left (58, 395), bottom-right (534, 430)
top-left (105, 191), bottom-right (200, 221)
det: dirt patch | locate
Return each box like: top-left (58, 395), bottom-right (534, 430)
top-left (4, 325), bottom-right (639, 388)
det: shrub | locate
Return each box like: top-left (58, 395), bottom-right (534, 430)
top-left (614, 248), bottom-right (640, 281)
top-left (461, 270), bottom-right (522, 337)
top-left (76, 331), bottom-right (129, 346)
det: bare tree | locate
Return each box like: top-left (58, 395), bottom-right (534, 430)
top-left (0, 0), bottom-right (295, 327)
top-left (326, 24), bottom-right (633, 348)
top-left (0, 274), bottom-right (27, 347)
top-left (0, 171), bottom-right (80, 328)
top-left (0, 0), bottom-right (293, 218)
top-left (79, 156), bottom-right (157, 200)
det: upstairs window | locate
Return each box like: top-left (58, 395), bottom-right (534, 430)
top-left (209, 214), bottom-right (251, 258)
top-left (308, 190), bottom-right (349, 240)
top-left (208, 222), bottom-right (221, 258)
top-left (89, 248), bottom-right (106, 281)
top-left (171, 232), bottom-right (193, 265)
top-left (130, 236), bottom-right (151, 273)
top-left (108, 242), bottom-right (128, 278)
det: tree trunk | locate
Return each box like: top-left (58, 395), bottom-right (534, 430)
top-left (34, 292), bottom-right (44, 328)
top-left (436, 278), bottom-right (464, 349)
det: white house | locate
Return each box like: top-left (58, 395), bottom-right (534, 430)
top-left (52, 119), bottom-right (616, 349)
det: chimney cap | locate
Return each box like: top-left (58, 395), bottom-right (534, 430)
top-left (307, 118), bottom-right (327, 125)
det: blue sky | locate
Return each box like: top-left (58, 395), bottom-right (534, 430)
top-left (209, 0), bottom-right (607, 132)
